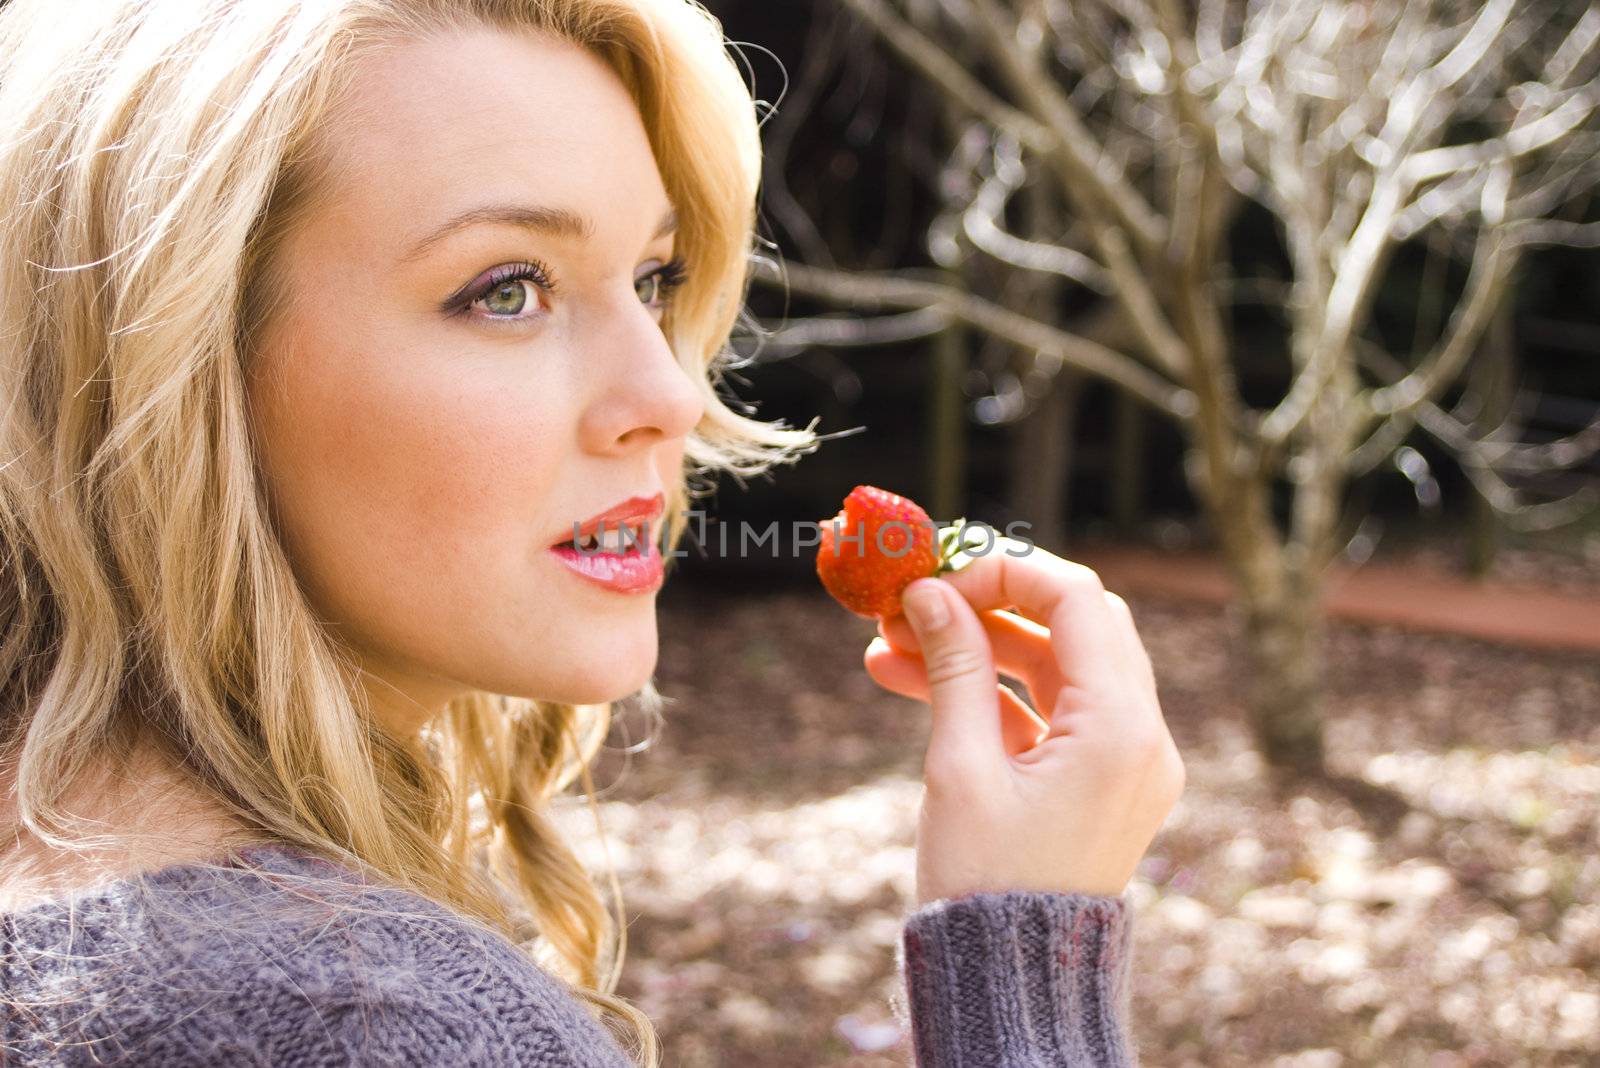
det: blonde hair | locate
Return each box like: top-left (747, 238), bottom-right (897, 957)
top-left (0, 0), bottom-right (816, 1062)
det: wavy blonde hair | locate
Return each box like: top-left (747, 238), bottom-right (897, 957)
top-left (0, 0), bottom-right (815, 1061)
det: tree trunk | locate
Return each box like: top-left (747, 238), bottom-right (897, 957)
top-left (1466, 292), bottom-right (1516, 578)
top-left (1008, 371), bottom-right (1080, 551)
top-left (1110, 387), bottom-right (1146, 536)
top-left (1235, 572), bottom-right (1328, 780)
top-left (1005, 172), bottom-right (1074, 548)
top-left (1199, 432), bottom-right (1333, 780)
top-left (926, 307), bottom-right (968, 522)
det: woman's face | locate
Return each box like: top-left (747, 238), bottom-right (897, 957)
top-left (247, 27), bottom-right (704, 732)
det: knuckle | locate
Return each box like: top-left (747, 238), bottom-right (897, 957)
top-left (923, 646), bottom-right (990, 688)
top-left (1137, 728), bottom-right (1169, 761)
top-left (1162, 751), bottom-right (1188, 807)
top-left (1171, 753), bottom-right (1188, 798)
top-left (1117, 725), bottom-right (1169, 766)
top-left (1061, 560), bottom-right (1106, 595)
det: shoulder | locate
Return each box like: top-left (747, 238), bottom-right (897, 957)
top-left (2, 843), bottom-right (634, 1067)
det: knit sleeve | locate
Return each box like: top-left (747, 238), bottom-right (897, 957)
top-left (895, 890), bottom-right (1139, 1067)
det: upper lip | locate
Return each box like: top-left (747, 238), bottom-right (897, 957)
top-left (552, 492), bottom-right (666, 546)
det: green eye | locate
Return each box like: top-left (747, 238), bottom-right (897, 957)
top-left (635, 257), bottom-right (689, 310)
top-left (446, 260), bottom-right (552, 324)
top-left (483, 280), bottom-right (531, 316)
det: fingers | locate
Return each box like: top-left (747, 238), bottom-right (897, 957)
top-left (930, 544), bottom-right (1125, 694)
top-left (897, 578), bottom-right (1006, 778)
top-left (1101, 589), bottom-right (1157, 696)
top-left (865, 638), bottom-right (1050, 756)
top-left (878, 607), bottom-right (1061, 703)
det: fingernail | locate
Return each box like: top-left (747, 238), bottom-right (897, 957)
top-left (903, 582), bottom-right (949, 631)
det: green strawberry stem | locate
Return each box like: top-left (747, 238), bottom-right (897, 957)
top-left (932, 517), bottom-right (989, 576)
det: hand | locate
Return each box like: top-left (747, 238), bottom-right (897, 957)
top-left (863, 540), bottom-right (1185, 905)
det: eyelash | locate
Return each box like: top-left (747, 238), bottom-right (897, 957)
top-left (447, 256), bottom-right (690, 324)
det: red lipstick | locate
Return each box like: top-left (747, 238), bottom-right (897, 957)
top-left (548, 492), bottom-right (666, 594)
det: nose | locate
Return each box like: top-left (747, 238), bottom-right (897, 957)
top-left (577, 305), bottom-right (706, 456)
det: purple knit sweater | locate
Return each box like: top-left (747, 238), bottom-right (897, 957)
top-left (1, 842), bottom-right (1136, 1065)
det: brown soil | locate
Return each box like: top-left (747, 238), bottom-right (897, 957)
top-left (555, 556), bottom-right (1599, 1067)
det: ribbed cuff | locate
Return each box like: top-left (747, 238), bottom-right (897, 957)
top-left (895, 890), bottom-right (1137, 1067)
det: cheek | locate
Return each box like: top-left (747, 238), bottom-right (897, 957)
top-left (251, 326), bottom-right (566, 643)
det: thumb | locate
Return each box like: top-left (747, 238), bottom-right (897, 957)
top-left (900, 578), bottom-right (1005, 767)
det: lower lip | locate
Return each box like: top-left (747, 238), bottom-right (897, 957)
top-left (548, 539), bottom-right (665, 594)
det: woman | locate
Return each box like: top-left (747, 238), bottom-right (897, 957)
top-left (0, 0), bottom-right (1185, 1064)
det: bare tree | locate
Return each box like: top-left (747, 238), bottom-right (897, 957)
top-left (751, 0), bottom-right (1600, 777)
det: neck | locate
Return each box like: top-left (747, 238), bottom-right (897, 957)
top-left (0, 737), bottom-right (262, 912)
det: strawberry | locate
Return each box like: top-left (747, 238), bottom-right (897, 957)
top-left (815, 485), bottom-right (976, 620)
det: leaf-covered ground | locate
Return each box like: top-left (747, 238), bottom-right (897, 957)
top-left (554, 569), bottom-right (1599, 1067)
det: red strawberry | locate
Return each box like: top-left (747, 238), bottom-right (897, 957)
top-left (815, 485), bottom-right (970, 620)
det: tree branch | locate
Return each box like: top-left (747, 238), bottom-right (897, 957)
top-left (836, 0), bottom-right (1054, 153)
top-left (962, 0), bottom-right (1168, 254)
top-left (1259, 173), bottom-right (1408, 449)
top-left (1363, 226), bottom-right (1517, 421)
top-left (1094, 224), bottom-right (1193, 383)
top-left (1452, 455), bottom-right (1599, 534)
top-left (751, 307), bottom-right (953, 357)
top-left (1401, 87), bottom-right (1600, 186)
top-left (1435, 407), bottom-right (1600, 479)
top-left (1510, 217), bottom-right (1600, 249)
top-left (749, 257), bottom-right (1197, 420)
top-left (1351, 338), bottom-right (1600, 479)
top-left (962, 133), bottom-right (1115, 294)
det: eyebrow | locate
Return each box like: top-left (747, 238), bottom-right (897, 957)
top-left (402, 204), bottom-right (678, 263)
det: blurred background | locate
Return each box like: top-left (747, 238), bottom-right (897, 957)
top-left (0, 0), bottom-right (1591, 1064)
top-left (552, 2), bottom-right (1600, 1066)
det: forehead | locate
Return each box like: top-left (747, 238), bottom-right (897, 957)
top-left (313, 25), bottom-right (668, 243)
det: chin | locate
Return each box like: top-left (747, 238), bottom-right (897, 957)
top-left (539, 674), bottom-right (652, 707)
top-left (540, 631), bottom-right (659, 706)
